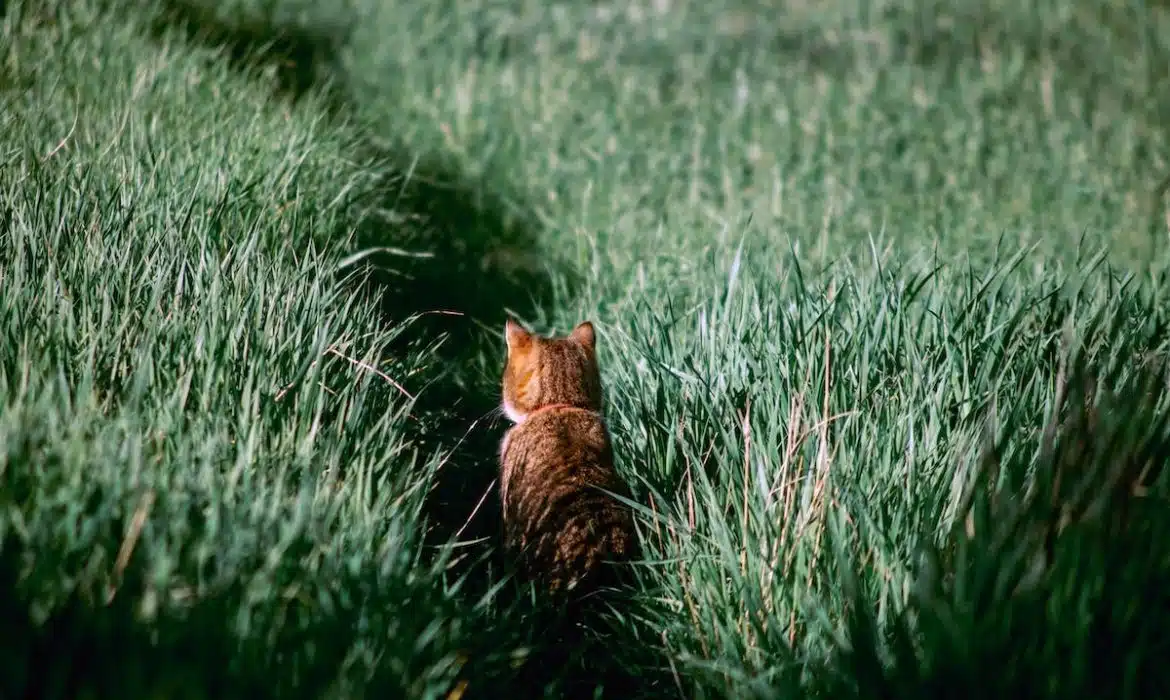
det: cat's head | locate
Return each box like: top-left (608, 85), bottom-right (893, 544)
top-left (501, 318), bottom-right (603, 423)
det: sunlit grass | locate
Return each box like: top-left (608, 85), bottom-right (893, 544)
top-left (2, 0), bottom-right (1170, 697)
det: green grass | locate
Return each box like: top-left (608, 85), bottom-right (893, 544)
top-left (2, 0), bottom-right (1170, 697)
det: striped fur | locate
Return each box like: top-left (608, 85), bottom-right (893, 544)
top-left (499, 318), bottom-right (639, 596)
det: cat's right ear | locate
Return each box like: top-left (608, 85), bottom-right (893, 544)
top-left (568, 321), bottom-right (596, 351)
top-left (505, 317), bottom-right (532, 353)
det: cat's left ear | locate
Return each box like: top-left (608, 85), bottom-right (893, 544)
top-left (505, 317), bottom-right (532, 353)
top-left (569, 321), bottom-right (595, 351)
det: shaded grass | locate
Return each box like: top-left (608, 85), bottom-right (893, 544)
top-left (0, 1), bottom-right (567, 696)
top-left (141, 0), bottom-right (349, 106)
top-left (818, 305), bottom-right (1170, 700)
top-left (129, 0), bottom-right (571, 571)
top-left (3, 0), bottom-right (1170, 698)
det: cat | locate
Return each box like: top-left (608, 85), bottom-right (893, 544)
top-left (497, 317), bottom-right (640, 599)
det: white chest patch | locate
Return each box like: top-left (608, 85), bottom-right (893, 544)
top-left (502, 399), bottom-right (526, 424)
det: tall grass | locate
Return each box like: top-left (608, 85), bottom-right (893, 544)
top-left (2, 0), bottom-right (1169, 697)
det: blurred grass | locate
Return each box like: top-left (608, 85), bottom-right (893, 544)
top-left (2, 0), bottom-right (1170, 697)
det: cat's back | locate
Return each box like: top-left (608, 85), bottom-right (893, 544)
top-left (501, 407), bottom-right (637, 592)
top-left (504, 407), bottom-right (610, 468)
top-left (501, 407), bottom-right (627, 513)
top-left (497, 318), bottom-right (639, 595)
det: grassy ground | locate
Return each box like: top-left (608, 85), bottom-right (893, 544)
top-left (2, 0), bottom-right (1170, 697)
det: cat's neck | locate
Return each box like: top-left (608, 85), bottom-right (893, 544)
top-left (526, 402), bottom-right (597, 420)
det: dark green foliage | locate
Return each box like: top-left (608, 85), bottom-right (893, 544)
top-left (2, 0), bottom-right (1170, 697)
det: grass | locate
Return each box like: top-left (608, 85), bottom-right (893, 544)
top-left (2, 0), bottom-right (1170, 697)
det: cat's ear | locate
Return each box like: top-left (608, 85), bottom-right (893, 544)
top-left (569, 321), bottom-right (595, 351)
top-left (505, 317), bottom-right (532, 353)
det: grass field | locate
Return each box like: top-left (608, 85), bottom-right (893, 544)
top-left (3, 0), bottom-right (1170, 697)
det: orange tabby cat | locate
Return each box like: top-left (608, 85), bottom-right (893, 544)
top-left (498, 318), bottom-right (639, 597)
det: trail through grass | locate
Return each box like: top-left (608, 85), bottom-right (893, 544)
top-left (3, 0), bottom-right (1170, 697)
